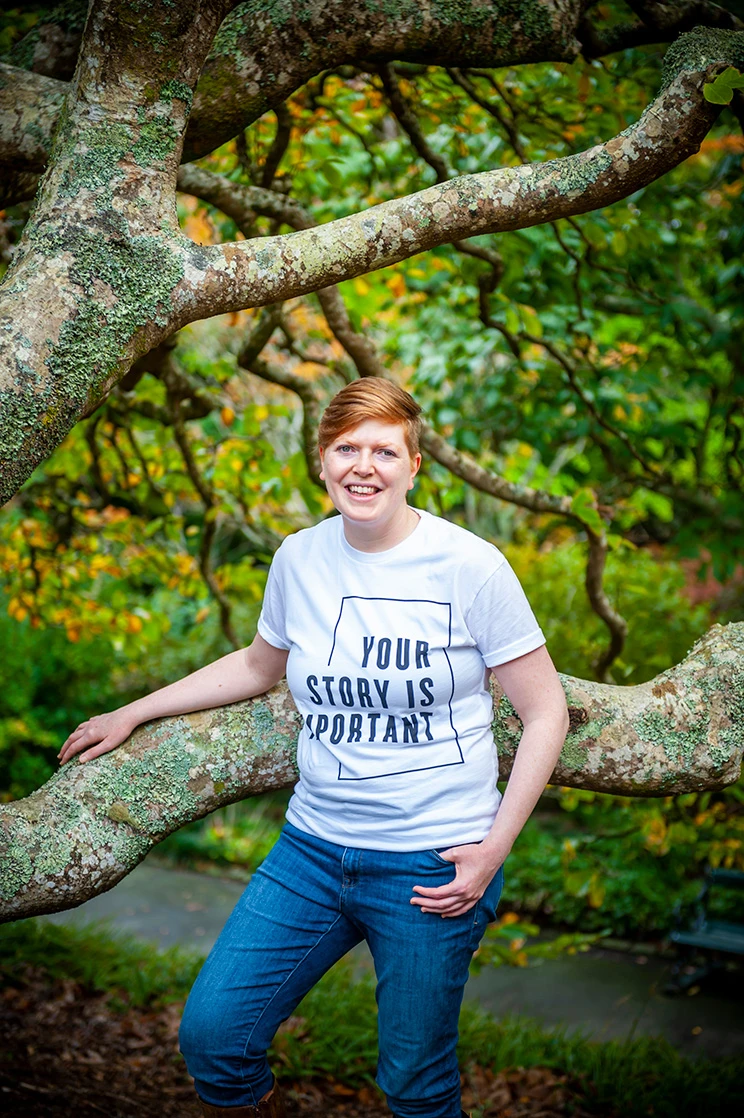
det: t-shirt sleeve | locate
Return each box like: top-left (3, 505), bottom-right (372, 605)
top-left (257, 544), bottom-right (292, 650)
top-left (465, 558), bottom-right (546, 667)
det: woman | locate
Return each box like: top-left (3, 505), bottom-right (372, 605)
top-left (59, 379), bottom-right (569, 1118)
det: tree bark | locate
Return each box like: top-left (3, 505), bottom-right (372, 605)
top-left (0, 621), bottom-right (741, 924)
top-left (0, 0), bottom-right (587, 188)
top-left (2, 23), bottom-right (743, 508)
top-left (3, 0), bottom-right (742, 188)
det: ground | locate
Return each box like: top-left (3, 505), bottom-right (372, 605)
top-left (0, 967), bottom-right (599, 1117)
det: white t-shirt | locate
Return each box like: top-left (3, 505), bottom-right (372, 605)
top-left (257, 508), bottom-right (545, 851)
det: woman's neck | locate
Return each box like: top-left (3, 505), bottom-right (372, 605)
top-left (342, 505), bottom-right (420, 553)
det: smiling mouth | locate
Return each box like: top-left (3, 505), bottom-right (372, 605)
top-left (346, 485), bottom-right (380, 495)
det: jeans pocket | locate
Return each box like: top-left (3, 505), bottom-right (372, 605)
top-left (429, 848), bottom-right (454, 866)
top-left (469, 864), bottom-right (505, 951)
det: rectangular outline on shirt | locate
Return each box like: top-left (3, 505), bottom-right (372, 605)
top-left (326, 595), bottom-right (464, 781)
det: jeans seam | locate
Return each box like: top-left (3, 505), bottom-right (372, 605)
top-left (238, 911), bottom-right (347, 1094)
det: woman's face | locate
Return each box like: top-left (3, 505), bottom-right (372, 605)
top-left (319, 419), bottom-right (421, 529)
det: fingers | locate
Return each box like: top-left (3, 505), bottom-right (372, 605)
top-left (58, 718), bottom-right (108, 764)
top-left (412, 897), bottom-right (478, 917)
top-left (78, 739), bottom-right (118, 763)
top-left (59, 723), bottom-right (88, 752)
top-left (410, 882), bottom-right (480, 917)
top-left (59, 734), bottom-right (117, 765)
top-left (411, 883), bottom-right (458, 898)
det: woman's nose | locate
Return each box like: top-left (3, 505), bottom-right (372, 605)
top-left (354, 451), bottom-right (374, 473)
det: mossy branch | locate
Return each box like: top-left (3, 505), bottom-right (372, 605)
top-left (1, 622), bottom-right (742, 924)
top-left (186, 48), bottom-right (736, 315)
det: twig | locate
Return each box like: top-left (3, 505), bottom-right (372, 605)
top-left (377, 63), bottom-right (449, 183)
top-left (164, 366), bottom-right (240, 649)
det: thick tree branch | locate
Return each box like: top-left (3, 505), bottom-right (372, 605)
top-left (0, 0), bottom-right (237, 507)
top-left (4, 0), bottom-right (88, 80)
top-left (6, 0), bottom-right (744, 192)
top-left (0, 0), bottom-right (586, 190)
top-left (582, 0), bottom-right (742, 56)
top-left (2, 31), bottom-right (742, 508)
top-left (0, 64), bottom-right (67, 177)
top-left (1, 621), bottom-right (741, 923)
top-left (190, 50), bottom-right (738, 317)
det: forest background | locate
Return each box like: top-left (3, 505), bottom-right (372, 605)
top-left (1, 0), bottom-right (744, 957)
top-left (2, 2), bottom-right (744, 1114)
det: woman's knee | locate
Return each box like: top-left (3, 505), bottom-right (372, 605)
top-left (179, 989), bottom-right (221, 1068)
top-left (179, 992), bottom-right (274, 1105)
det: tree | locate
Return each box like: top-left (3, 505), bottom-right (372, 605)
top-left (1, 0), bottom-right (743, 922)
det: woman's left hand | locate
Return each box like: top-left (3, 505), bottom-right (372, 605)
top-left (410, 842), bottom-right (506, 918)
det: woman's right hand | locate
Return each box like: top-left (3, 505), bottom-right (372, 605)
top-left (58, 709), bottom-right (137, 766)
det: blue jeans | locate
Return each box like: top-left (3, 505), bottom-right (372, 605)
top-left (179, 821), bottom-right (504, 1117)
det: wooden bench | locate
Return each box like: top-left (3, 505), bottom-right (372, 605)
top-left (665, 867), bottom-right (744, 993)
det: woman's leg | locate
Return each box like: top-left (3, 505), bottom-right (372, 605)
top-left (179, 824), bottom-right (363, 1107)
top-left (352, 849), bottom-right (504, 1118)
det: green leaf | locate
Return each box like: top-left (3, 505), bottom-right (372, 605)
top-left (611, 230), bottom-right (627, 256)
top-left (703, 67), bottom-right (744, 105)
top-left (570, 488), bottom-right (605, 534)
top-left (505, 305), bottom-right (521, 334)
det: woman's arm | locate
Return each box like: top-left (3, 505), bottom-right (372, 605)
top-left (411, 643), bottom-right (568, 917)
top-left (58, 633), bottom-right (289, 766)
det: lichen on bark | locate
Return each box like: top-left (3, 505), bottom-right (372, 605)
top-left (0, 623), bottom-right (741, 924)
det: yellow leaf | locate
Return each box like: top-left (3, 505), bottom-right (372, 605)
top-left (353, 277), bottom-right (370, 296)
top-left (183, 210), bottom-right (216, 246)
top-left (588, 875), bottom-right (605, 908)
top-left (387, 274), bottom-right (406, 299)
top-left (221, 407), bottom-right (236, 426)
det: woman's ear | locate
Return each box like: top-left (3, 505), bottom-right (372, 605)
top-left (408, 452), bottom-right (422, 489)
top-left (318, 445), bottom-right (325, 481)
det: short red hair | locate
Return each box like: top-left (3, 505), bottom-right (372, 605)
top-left (318, 379), bottom-right (422, 459)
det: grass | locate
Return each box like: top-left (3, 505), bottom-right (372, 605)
top-left (1, 919), bottom-right (743, 1117)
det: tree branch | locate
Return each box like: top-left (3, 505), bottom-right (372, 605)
top-left (1, 621), bottom-right (742, 923)
top-left (377, 63), bottom-right (449, 183)
top-left (2, 31), bottom-right (742, 508)
top-left (190, 49), bottom-right (737, 317)
top-left (236, 306), bottom-right (328, 486)
top-left (585, 531), bottom-right (629, 682)
top-left (581, 0), bottom-right (742, 56)
top-left (163, 366), bottom-right (240, 650)
top-left (0, 0), bottom-right (586, 191)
